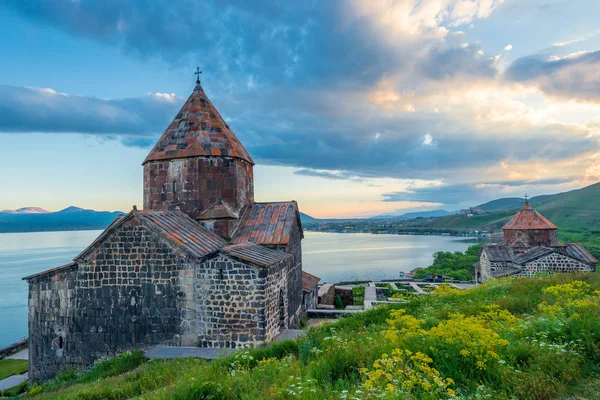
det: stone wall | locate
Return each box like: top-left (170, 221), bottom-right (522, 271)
top-left (280, 222), bottom-right (303, 328)
top-left (143, 157), bottom-right (254, 225)
top-left (504, 228), bottom-right (557, 248)
top-left (302, 288), bottom-right (318, 312)
top-left (318, 283), bottom-right (335, 305)
top-left (194, 254), bottom-right (293, 347)
top-left (27, 264), bottom-right (78, 382)
top-left (519, 252), bottom-right (593, 278)
top-left (28, 220), bottom-right (194, 382)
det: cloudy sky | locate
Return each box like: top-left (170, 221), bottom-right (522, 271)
top-left (1, 0), bottom-right (600, 218)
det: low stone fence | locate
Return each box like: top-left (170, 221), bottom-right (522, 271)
top-left (0, 339), bottom-right (28, 360)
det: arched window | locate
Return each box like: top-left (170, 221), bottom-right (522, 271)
top-left (172, 181), bottom-right (177, 194)
top-left (58, 336), bottom-right (63, 349)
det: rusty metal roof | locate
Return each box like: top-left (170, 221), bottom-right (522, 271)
top-left (231, 201), bottom-right (303, 246)
top-left (221, 242), bottom-right (291, 267)
top-left (75, 209), bottom-right (226, 261)
top-left (302, 271), bottom-right (320, 292)
top-left (503, 202), bottom-right (557, 230)
top-left (138, 210), bottom-right (227, 257)
top-left (143, 83), bottom-right (253, 165)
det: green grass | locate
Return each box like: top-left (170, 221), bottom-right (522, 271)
top-left (0, 359), bottom-right (28, 381)
top-left (19, 273), bottom-right (600, 399)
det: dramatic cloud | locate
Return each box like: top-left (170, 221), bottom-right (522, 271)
top-left (2, 0), bottom-right (600, 208)
top-left (0, 85), bottom-right (179, 139)
top-left (505, 51), bottom-right (600, 101)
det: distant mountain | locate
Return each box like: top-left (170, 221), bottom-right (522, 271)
top-left (475, 194), bottom-right (557, 212)
top-left (0, 206), bottom-right (124, 233)
top-left (371, 210), bottom-right (455, 220)
top-left (0, 207), bottom-right (49, 214)
top-left (299, 212), bottom-right (317, 223)
top-left (423, 182), bottom-right (600, 232)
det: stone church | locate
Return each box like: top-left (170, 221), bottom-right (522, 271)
top-left (476, 200), bottom-right (597, 281)
top-left (24, 75), bottom-right (311, 381)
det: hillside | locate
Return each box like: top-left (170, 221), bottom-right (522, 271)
top-left (475, 194), bottom-right (555, 212)
top-left (425, 182), bottom-right (600, 232)
top-left (371, 210), bottom-right (454, 220)
top-left (8, 273), bottom-right (600, 399)
top-left (0, 207), bottom-right (123, 233)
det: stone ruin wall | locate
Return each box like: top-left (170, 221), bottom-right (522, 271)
top-left (143, 157), bottom-right (254, 223)
top-left (517, 252), bottom-right (593, 278)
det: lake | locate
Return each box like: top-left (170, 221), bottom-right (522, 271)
top-left (0, 230), bottom-right (479, 347)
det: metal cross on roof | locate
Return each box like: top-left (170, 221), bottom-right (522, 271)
top-left (194, 67), bottom-right (202, 84)
top-left (524, 193), bottom-right (529, 204)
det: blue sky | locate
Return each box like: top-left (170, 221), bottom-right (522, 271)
top-left (1, 0), bottom-right (600, 218)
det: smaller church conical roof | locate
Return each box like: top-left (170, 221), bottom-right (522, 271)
top-left (143, 82), bottom-right (253, 165)
top-left (502, 201), bottom-right (557, 230)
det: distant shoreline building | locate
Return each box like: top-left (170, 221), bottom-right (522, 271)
top-left (24, 76), bottom-right (318, 382)
top-left (475, 200), bottom-right (597, 281)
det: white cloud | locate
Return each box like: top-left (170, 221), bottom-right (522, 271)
top-left (423, 133), bottom-right (433, 146)
top-left (504, 44), bottom-right (513, 51)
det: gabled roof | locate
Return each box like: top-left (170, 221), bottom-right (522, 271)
top-left (221, 242), bottom-right (291, 267)
top-left (482, 245), bottom-right (515, 262)
top-left (503, 201), bottom-right (557, 230)
top-left (231, 201), bottom-right (303, 246)
top-left (75, 210), bottom-right (226, 261)
top-left (302, 271), bottom-right (321, 292)
top-left (491, 265), bottom-right (522, 278)
top-left (512, 247), bottom-right (556, 265)
top-left (565, 243), bottom-right (598, 265)
top-left (23, 262), bottom-right (78, 281)
top-left (198, 200), bottom-right (239, 220)
top-left (143, 83), bottom-right (253, 165)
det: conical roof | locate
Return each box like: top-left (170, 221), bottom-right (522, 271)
top-left (143, 82), bottom-right (253, 165)
top-left (502, 201), bottom-right (557, 230)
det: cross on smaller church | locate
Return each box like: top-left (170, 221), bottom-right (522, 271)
top-left (194, 67), bottom-right (202, 84)
top-left (524, 193), bottom-right (529, 204)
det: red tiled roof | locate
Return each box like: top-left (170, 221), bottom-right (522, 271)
top-left (231, 201), bottom-right (303, 246)
top-left (221, 242), bottom-right (291, 267)
top-left (503, 202), bottom-right (557, 230)
top-left (143, 83), bottom-right (253, 165)
top-left (302, 271), bottom-right (320, 292)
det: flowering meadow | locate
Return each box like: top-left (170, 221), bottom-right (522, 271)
top-left (17, 273), bottom-right (600, 399)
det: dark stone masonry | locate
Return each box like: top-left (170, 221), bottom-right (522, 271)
top-left (24, 77), bottom-right (318, 382)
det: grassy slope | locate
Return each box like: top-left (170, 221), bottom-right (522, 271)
top-left (0, 359), bottom-right (28, 381)
top-left (17, 273), bottom-right (600, 400)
